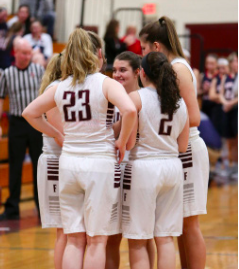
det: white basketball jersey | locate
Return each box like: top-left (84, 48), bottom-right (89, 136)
top-left (54, 73), bottom-right (115, 156)
top-left (130, 87), bottom-right (187, 159)
top-left (42, 80), bottom-right (61, 155)
top-left (171, 58), bottom-right (200, 138)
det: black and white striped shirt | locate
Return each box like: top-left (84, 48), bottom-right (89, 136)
top-left (0, 63), bottom-right (45, 116)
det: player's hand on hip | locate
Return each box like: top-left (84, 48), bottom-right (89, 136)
top-left (115, 139), bottom-right (126, 164)
top-left (54, 132), bottom-right (64, 147)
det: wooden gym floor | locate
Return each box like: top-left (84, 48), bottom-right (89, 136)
top-left (0, 182), bottom-right (237, 269)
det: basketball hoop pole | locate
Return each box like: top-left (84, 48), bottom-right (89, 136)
top-left (11, 0), bottom-right (16, 14)
top-left (111, 0), bottom-right (115, 18)
top-left (80, 0), bottom-right (86, 27)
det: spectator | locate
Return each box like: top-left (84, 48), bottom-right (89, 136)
top-left (7, 4), bottom-right (31, 35)
top-left (24, 20), bottom-right (53, 62)
top-left (120, 26), bottom-right (142, 55)
top-left (32, 50), bottom-right (46, 66)
top-left (0, 38), bottom-right (44, 220)
top-left (200, 54), bottom-right (218, 118)
top-left (19, 0), bottom-right (55, 38)
top-left (5, 22), bottom-right (25, 66)
top-left (104, 19), bottom-right (128, 68)
top-left (0, 7), bottom-right (11, 70)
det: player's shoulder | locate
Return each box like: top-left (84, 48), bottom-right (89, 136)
top-left (173, 62), bottom-right (193, 83)
top-left (103, 75), bottom-right (121, 88)
top-left (172, 60), bottom-right (191, 73)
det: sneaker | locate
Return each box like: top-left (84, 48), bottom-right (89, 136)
top-left (230, 172), bottom-right (238, 181)
top-left (228, 165), bottom-right (238, 176)
top-left (0, 212), bottom-right (20, 221)
top-left (215, 168), bottom-right (230, 177)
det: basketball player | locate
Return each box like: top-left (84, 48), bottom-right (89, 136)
top-left (139, 16), bottom-right (209, 269)
top-left (105, 51), bottom-right (155, 269)
top-left (122, 51), bottom-right (189, 269)
top-left (37, 52), bottom-right (68, 269)
top-left (22, 28), bottom-right (137, 269)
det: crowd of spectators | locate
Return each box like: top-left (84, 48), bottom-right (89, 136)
top-left (198, 53), bottom-right (238, 183)
top-left (0, 1), bottom-right (54, 71)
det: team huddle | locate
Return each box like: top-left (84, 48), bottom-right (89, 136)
top-left (22, 16), bottom-right (209, 269)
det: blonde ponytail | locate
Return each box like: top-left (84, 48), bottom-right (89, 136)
top-left (61, 28), bottom-right (98, 86)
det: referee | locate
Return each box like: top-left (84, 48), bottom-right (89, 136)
top-left (0, 38), bottom-right (44, 220)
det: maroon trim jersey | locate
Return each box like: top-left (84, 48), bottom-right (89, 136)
top-left (54, 73), bottom-right (115, 156)
top-left (129, 87), bottom-right (187, 160)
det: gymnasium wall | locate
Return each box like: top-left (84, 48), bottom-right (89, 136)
top-left (53, 0), bottom-right (238, 43)
top-left (4, 0), bottom-right (238, 44)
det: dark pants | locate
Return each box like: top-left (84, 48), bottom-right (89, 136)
top-left (5, 116), bottom-right (43, 217)
top-left (41, 12), bottom-right (55, 38)
top-left (201, 99), bottom-right (217, 119)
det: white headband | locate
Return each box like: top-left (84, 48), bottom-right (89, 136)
top-left (218, 58), bottom-right (229, 66)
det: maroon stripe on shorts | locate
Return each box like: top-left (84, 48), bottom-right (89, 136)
top-left (47, 166), bottom-right (58, 170)
top-left (114, 182), bottom-right (120, 188)
top-left (47, 158), bottom-right (59, 181)
top-left (48, 170), bottom-right (58, 175)
top-left (48, 175), bottom-right (58, 181)
top-left (179, 153), bottom-right (192, 158)
top-left (114, 164), bottom-right (121, 188)
top-left (179, 143), bottom-right (193, 169)
top-left (123, 164), bottom-right (132, 190)
top-left (183, 162), bottom-right (193, 169)
top-left (180, 157), bottom-right (192, 163)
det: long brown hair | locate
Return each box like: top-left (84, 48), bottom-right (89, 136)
top-left (6, 21), bottom-right (24, 50)
top-left (139, 16), bottom-right (185, 58)
top-left (141, 52), bottom-right (181, 115)
top-left (104, 19), bottom-right (119, 39)
top-left (61, 28), bottom-right (98, 86)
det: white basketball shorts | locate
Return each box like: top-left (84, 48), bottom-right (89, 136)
top-left (37, 154), bottom-right (62, 228)
top-left (122, 158), bottom-right (183, 239)
top-left (59, 154), bottom-right (121, 236)
top-left (179, 136), bottom-right (209, 218)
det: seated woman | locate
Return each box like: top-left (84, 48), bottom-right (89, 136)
top-left (23, 20), bottom-right (53, 63)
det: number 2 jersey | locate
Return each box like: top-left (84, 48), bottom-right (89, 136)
top-left (130, 87), bottom-right (187, 160)
top-left (54, 73), bottom-right (115, 157)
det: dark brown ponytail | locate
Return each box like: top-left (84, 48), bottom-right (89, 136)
top-left (141, 52), bottom-right (181, 115)
top-left (139, 16), bottom-right (185, 58)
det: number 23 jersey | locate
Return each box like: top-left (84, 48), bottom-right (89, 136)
top-left (130, 87), bottom-right (188, 159)
top-left (54, 73), bottom-right (115, 156)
